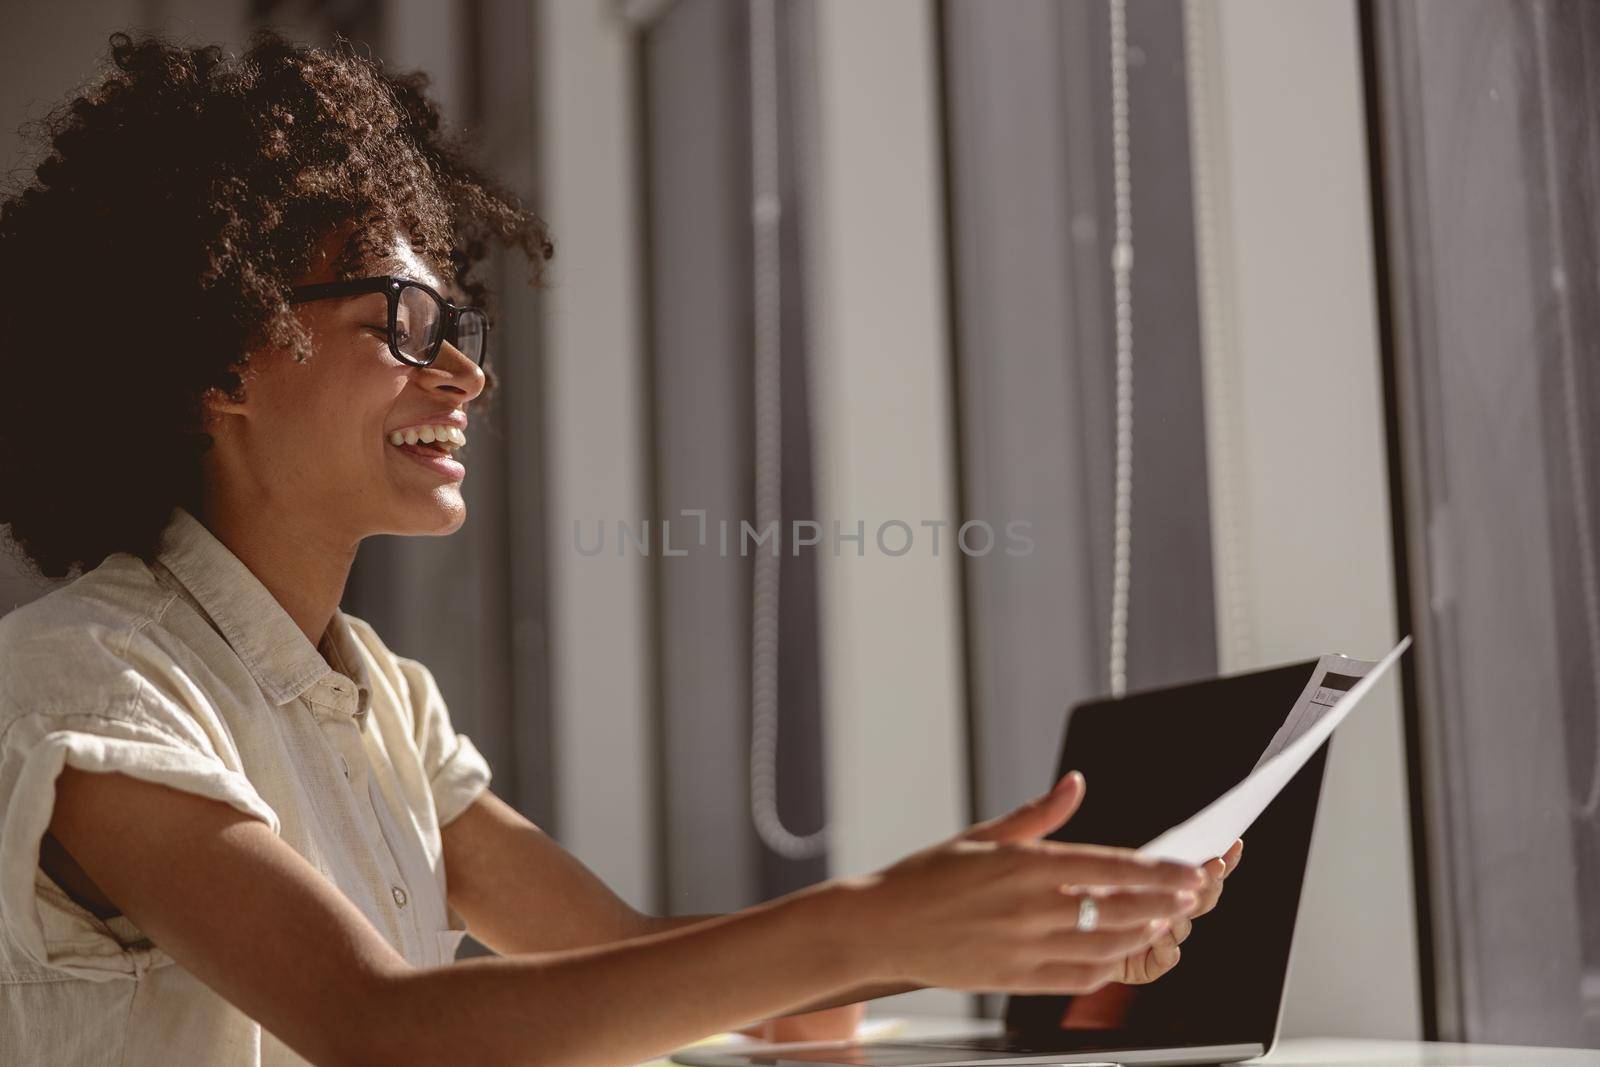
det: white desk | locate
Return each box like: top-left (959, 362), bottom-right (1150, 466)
top-left (1252, 1038), bottom-right (1600, 1066)
top-left (653, 1018), bottom-right (1599, 1067)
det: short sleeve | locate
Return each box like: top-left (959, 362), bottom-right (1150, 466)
top-left (0, 703), bottom-right (279, 979)
top-left (392, 656), bottom-right (493, 827)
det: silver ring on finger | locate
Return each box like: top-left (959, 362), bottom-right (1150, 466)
top-left (1075, 895), bottom-right (1100, 933)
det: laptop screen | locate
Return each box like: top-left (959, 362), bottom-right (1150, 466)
top-left (1003, 660), bottom-right (1328, 1055)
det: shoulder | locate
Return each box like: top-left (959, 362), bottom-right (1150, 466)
top-left (0, 553), bottom-right (186, 728)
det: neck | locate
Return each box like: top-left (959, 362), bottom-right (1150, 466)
top-left (196, 494), bottom-right (360, 651)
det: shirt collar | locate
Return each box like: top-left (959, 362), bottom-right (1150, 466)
top-left (154, 506), bottom-right (372, 714)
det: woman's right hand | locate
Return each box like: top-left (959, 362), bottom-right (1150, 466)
top-left (833, 771), bottom-right (1206, 996)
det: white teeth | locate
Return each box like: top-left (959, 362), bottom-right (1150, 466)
top-left (388, 424), bottom-right (467, 454)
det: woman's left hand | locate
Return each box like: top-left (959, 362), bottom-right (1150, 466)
top-left (1114, 837), bottom-right (1243, 985)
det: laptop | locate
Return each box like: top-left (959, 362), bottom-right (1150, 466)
top-left (673, 659), bottom-right (1330, 1067)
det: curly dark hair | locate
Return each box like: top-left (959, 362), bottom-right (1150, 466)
top-left (0, 29), bottom-right (552, 580)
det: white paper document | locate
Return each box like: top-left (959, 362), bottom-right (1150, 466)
top-left (1138, 637), bottom-right (1411, 865)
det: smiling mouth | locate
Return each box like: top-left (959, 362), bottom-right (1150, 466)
top-left (395, 439), bottom-right (457, 461)
top-left (389, 440), bottom-right (466, 482)
top-left (387, 423), bottom-right (466, 456)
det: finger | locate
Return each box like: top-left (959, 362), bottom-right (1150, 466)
top-left (1191, 873), bottom-right (1225, 918)
top-left (1220, 838), bottom-right (1244, 876)
top-left (1169, 916), bottom-right (1193, 945)
top-left (1033, 844), bottom-right (1207, 891)
top-left (1055, 888), bottom-right (1198, 928)
top-left (1140, 934), bottom-right (1182, 983)
top-left (1037, 920), bottom-right (1173, 963)
top-left (966, 771), bottom-right (1086, 844)
top-left (1193, 845), bottom-right (1241, 918)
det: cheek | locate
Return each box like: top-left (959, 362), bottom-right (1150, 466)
top-left (309, 370), bottom-right (408, 447)
top-left (238, 348), bottom-right (408, 485)
top-left (260, 390), bottom-right (391, 470)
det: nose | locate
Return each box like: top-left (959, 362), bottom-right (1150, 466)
top-left (417, 339), bottom-right (486, 402)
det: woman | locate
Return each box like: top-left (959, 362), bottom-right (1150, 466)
top-left (0, 31), bottom-right (1238, 1067)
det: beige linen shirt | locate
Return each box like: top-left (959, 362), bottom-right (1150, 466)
top-left (0, 506), bottom-right (493, 1065)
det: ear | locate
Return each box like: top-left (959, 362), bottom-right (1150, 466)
top-left (201, 361), bottom-right (256, 420)
top-left (201, 385), bottom-right (247, 420)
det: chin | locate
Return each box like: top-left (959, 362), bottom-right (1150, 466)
top-left (399, 490), bottom-right (467, 536)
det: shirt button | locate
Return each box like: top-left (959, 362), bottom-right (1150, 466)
top-left (391, 885), bottom-right (408, 908)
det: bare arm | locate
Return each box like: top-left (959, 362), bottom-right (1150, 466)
top-left (442, 792), bottom-right (915, 1029)
top-left (437, 778), bottom-right (1218, 1027)
top-left (440, 790), bottom-right (654, 953)
top-left (647, 913), bottom-right (923, 1015)
top-left (50, 768), bottom-right (858, 1067)
top-left (50, 767), bottom-right (1202, 1065)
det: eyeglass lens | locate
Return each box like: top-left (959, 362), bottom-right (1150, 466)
top-left (453, 309), bottom-right (488, 367)
top-left (396, 284), bottom-right (487, 367)
top-left (396, 285), bottom-right (445, 364)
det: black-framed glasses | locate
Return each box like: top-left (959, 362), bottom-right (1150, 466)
top-left (288, 275), bottom-right (490, 368)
